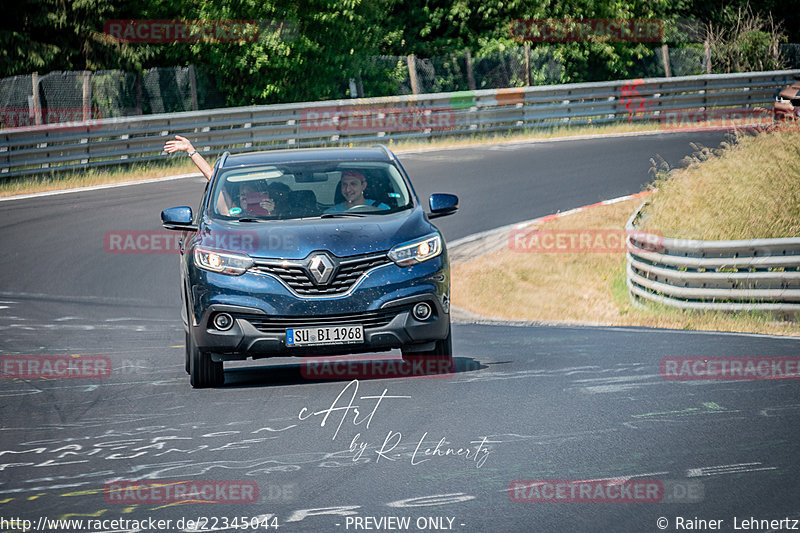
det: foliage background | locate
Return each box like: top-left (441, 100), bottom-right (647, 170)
top-left (1, 0), bottom-right (797, 107)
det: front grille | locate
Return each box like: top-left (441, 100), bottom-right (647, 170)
top-left (239, 306), bottom-right (409, 334)
top-left (251, 252), bottom-right (391, 295)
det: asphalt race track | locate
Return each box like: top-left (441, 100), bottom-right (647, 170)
top-left (2, 131), bottom-right (799, 532)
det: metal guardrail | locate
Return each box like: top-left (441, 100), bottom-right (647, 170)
top-left (2, 69), bottom-right (800, 178)
top-left (626, 202), bottom-right (800, 312)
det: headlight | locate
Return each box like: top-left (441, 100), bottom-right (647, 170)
top-left (193, 246), bottom-right (253, 275)
top-left (388, 234), bottom-right (442, 266)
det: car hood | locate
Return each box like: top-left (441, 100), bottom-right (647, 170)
top-left (197, 208), bottom-right (436, 259)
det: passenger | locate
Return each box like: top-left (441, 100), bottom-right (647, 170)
top-left (163, 135), bottom-right (213, 180)
top-left (232, 182), bottom-right (291, 217)
top-left (164, 136), bottom-right (293, 217)
top-left (236, 182), bottom-right (274, 216)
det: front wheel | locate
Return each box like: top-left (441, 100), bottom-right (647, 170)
top-left (184, 329), bottom-right (191, 374)
top-left (402, 324), bottom-right (452, 357)
top-left (188, 330), bottom-right (224, 388)
top-left (433, 325), bottom-right (453, 357)
top-left (401, 324), bottom-right (453, 375)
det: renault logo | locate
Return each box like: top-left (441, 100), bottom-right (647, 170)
top-left (307, 253), bottom-right (336, 285)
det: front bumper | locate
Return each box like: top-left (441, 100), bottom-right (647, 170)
top-left (195, 294), bottom-right (448, 361)
top-left (187, 255), bottom-right (450, 360)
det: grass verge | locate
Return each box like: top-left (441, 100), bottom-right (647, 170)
top-left (452, 129), bottom-right (800, 335)
top-left (638, 129), bottom-right (800, 239)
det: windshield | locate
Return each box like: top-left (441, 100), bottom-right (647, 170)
top-left (208, 161), bottom-right (413, 221)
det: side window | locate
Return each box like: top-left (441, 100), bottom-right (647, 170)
top-left (203, 159), bottom-right (224, 220)
top-left (197, 182), bottom-right (209, 223)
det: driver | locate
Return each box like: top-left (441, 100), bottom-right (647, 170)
top-left (324, 170), bottom-right (389, 213)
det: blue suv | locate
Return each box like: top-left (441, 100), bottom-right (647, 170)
top-left (161, 146), bottom-right (458, 387)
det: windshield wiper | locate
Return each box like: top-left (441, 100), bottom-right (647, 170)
top-left (236, 217), bottom-right (266, 222)
top-left (319, 213), bottom-right (366, 218)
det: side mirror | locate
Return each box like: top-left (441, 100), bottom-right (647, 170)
top-left (161, 206), bottom-right (197, 231)
top-left (428, 193), bottom-right (458, 219)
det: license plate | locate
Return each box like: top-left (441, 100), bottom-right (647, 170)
top-left (286, 325), bottom-right (364, 347)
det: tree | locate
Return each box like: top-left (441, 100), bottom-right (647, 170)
top-left (704, 4), bottom-right (787, 73)
top-left (174, 0), bottom-right (400, 105)
top-left (0, 0), bottom-right (149, 77)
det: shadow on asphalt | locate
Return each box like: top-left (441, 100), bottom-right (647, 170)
top-left (219, 355), bottom-right (487, 389)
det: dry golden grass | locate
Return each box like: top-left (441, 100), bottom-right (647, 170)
top-left (638, 129), bottom-right (800, 239)
top-left (452, 195), bottom-right (800, 336)
top-left (453, 198), bottom-right (641, 324)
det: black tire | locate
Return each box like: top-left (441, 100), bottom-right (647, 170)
top-left (432, 325), bottom-right (453, 357)
top-left (188, 330), bottom-right (224, 388)
top-left (402, 324), bottom-right (452, 358)
top-left (400, 324), bottom-right (453, 375)
top-left (184, 329), bottom-right (191, 374)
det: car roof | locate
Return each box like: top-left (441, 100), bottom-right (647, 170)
top-left (779, 82), bottom-right (800, 98)
top-left (221, 146), bottom-right (394, 168)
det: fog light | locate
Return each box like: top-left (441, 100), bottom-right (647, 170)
top-left (412, 302), bottom-right (432, 321)
top-left (212, 313), bottom-right (234, 331)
